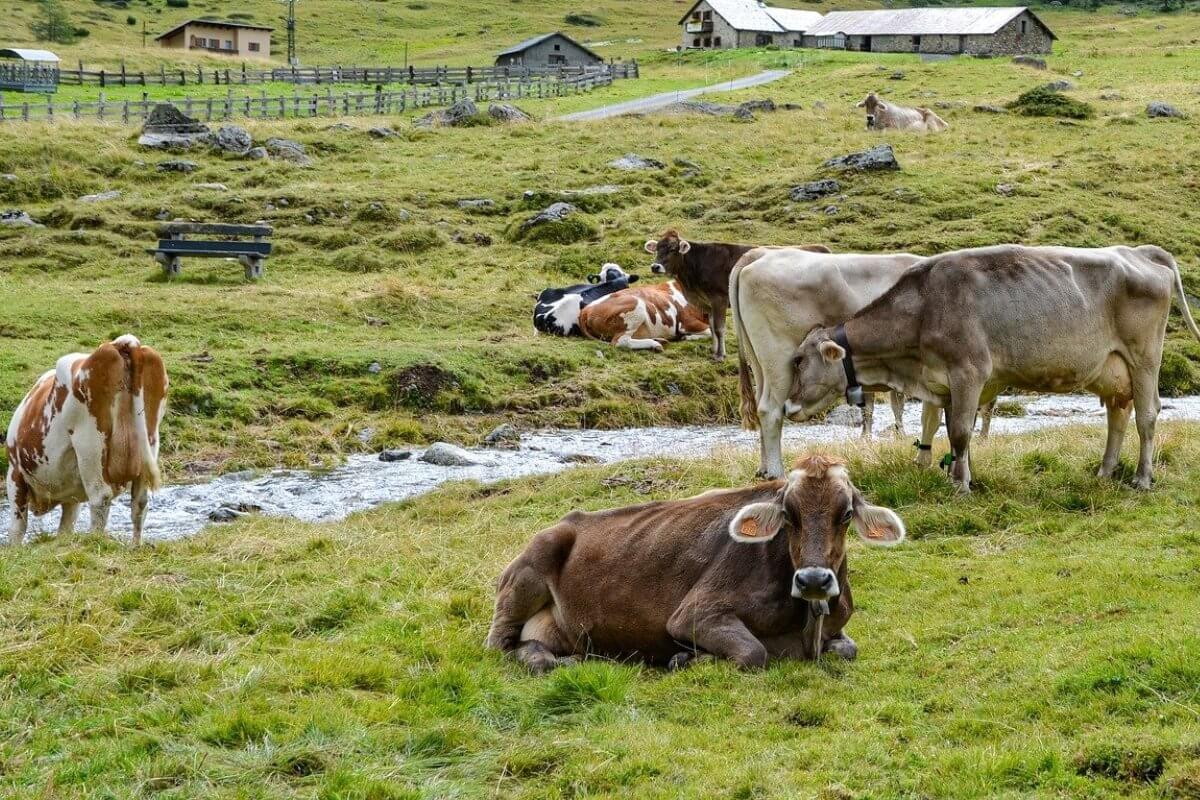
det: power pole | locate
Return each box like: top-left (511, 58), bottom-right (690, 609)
top-left (284, 0), bottom-right (298, 66)
top-left (142, 20), bottom-right (147, 48)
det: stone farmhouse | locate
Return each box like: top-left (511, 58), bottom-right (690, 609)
top-left (155, 19), bottom-right (273, 59)
top-left (678, 3), bottom-right (1054, 55)
top-left (495, 32), bottom-right (605, 68)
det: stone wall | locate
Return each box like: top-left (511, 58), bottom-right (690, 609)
top-left (823, 12), bottom-right (1053, 56)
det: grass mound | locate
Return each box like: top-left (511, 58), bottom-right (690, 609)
top-left (1006, 86), bottom-right (1096, 119)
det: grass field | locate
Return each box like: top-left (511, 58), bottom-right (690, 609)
top-left (2, 429), bottom-right (1200, 797)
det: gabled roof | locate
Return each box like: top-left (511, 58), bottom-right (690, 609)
top-left (154, 18), bottom-right (274, 41)
top-left (495, 31), bottom-right (603, 60)
top-left (679, 0), bottom-right (781, 32)
top-left (0, 48), bottom-right (60, 62)
top-left (804, 7), bottom-right (1054, 38)
top-left (764, 7), bottom-right (824, 33)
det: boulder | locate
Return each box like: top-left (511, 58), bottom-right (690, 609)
top-left (80, 190), bottom-right (121, 203)
top-left (824, 405), bottom-right (863, 427)
top-left (558, 453), bottom-right (601, 464)
top-left (212, 125), bottom-right (253, 155)
top-left (790, 179), bottom-right (840, 202)
top-left (0, 210), bottom-right (41, 228)
top-left (1043, 79), bottom-right (1075, 92)
top-left (139, 104), bottom-right (211, 150)
top-left (608, 153), bottom-right (665, 171)
top-left (737, 99), bottom-right (776, 114)
top-left (420, 442), bottom-right (481, 467)
top-left (378, 449), bottom-right (412, 462)
top-left (488, 103), bottom-right (532, 123)
top-left (483, 423), bottom-right (520, 448)
top-left (661, 98), bottom-right (776, 119)
top-left (1, 173), bottom-right (17, 182)
top-left (1146, 101), bottom-right (1184, 118)
top-left (1099, 92), bottom-right (1123, 101)
top-left (823, 144), bottom-right (900, 172)
top-left (733, 106), bottom-right (755, 122)
top-left (326, 122), bottom-right (355, 132)
top-left (890, 71), bottom-right (906, 80)
top-left (973, 104), bottom-right (1007, 114)
top-left (520, 202), bottom-right (577, 233)
top-left (194, 183), bottom-right (228, 191)
top-left (368, 126), bottom-right (399, 138)
top-left (367, 361), bottom-right (382, 374)
top-left (246, 147), bottom-right (269, 160)
top-left (264, 137), bottom-right (311, 165)
top-left (1012, 55), bottom-right (1047, 70)
top-left (995, 183), bottom-right (1015, 197)
top-left (473, 232), bottom-right (493, 246)
top-left (458, 198), bottom-right (495, 210)
top-left (156, 159), bottom-right (198, 173)
top-left (673, 158), bottom-right (702, 172)
top-left (414, 99), bottom-right (479, 128)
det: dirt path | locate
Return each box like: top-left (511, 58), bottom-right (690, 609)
top-left (555, 69), bottom-right (792, 122)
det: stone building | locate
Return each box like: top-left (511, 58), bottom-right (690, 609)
top-left (155, 19), bottom-right (273, 59)
top-left (801, 7), bottom-right (1055, 56)
top-left (494, 32), bottom-right (604, 67)
top-left (678, 0), bottom-right (823, 50)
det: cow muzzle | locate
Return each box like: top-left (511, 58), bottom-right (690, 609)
top-left (650, 262), bottom-right (666, 275)
top-left (865, 114), bottom-right (876, 129)
top-left (793, 567), bottom-right (839, 600)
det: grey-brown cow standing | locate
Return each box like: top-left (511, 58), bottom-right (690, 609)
top-left (485, 454), bottom-right (905, 672)
top-left (787, 245), bottom-right (1200, 491)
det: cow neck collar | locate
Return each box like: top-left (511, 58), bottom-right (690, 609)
top-left (833, 324), bottom-right (865, 408)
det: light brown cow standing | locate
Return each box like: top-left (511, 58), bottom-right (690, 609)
top-left (5, 335), bottom-right (168, 546)
top-left (857, 92), bottom-right (949, 132)
top-left (578, 279), bottom-right (711, 352)
top-left (486, 453), bottom-right (905, 672)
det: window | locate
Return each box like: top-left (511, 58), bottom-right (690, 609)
top-left (248, 41), bottom-right (260, 52)
top-left (694, 37), bottom-right (701, 47)
top-left (692, 11), bottom-right (701, 20)
top-left (912, 35), bottom-right (921, 52)
top-left (194, 37), bottom-right (207, 47)
top-left (793, 39), bottom-right (801, 47)
top-left (755, 33), bottom-right (771, 46)
top-left (1020, 20), bottom-right (1027, 34)
top-left (703, 10), bottom-right (712, 20)
top-left (554, 43), bottom-right (561, 51)
top-left (714, 36), bottom-right (722, 46)
top-left (704, 37), bottom-right (711, 47)
top-left (549, 53), bottom-right (566, 64)
top-left (224, 40), bottom-right (233, 49)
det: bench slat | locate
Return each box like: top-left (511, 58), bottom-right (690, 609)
top-left (159, 222), bottom-right (274, 237)
top-left (152, 240), bottom-right (272, 257)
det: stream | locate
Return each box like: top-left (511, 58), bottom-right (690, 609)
top-left (6, 395), bottom-right (1200, 542)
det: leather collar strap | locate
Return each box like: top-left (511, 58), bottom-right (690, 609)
top-left (833, 324), bottom-right (865, 408)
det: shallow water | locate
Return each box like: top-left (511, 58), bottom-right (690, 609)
top-left (6, 395), bottom-right (1200, 543)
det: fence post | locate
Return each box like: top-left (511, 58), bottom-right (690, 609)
top-left (409, 65), bottom-right (415, 84)
top-left (123, 100), bottom-right (129, 124)
top-left (197, 66), bottom-right (203, 84)
top-left (23, 102), bottom-right (29, 122)
top-left (0, 96), bottom-right (4, 123)
top-left (100, 69), bottom-right (106, 88)
top-left (181, 69), bottom-right (186, 86)
top-left (185, 97), bottom-right (192, 118)
top-left (242, 63), bottom-right (247, 84)
top-left (99, 91), bottom-right (106, 121)
top-left (73, 99), bottom-right (80, 119)
top-left (120, 61), bottom-right (127, 86)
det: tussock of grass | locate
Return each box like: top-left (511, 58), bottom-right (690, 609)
top-left (1007, 85), bottom-right (1096, 119)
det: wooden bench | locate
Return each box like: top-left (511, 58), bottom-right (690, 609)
top-left (148, 222), bottom-right (274, 280)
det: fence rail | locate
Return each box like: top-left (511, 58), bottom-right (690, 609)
top-left (53, 60), bottom-right (638, 88)
top-left (0, 72), bottom-right (616, 125)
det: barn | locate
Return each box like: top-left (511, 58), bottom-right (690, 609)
top-left (801, 7), bottom-right (1055, 56)
top-left (678, 0), bottom-right (823, 50)
top-left (495, 32), bottom-right (604, 68)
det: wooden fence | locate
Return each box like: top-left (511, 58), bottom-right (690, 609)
top-left (55, 60), bottom-right (638, 88)
top-left (0, 72), bottom-right (615, 125)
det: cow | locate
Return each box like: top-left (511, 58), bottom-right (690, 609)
top-left (730, 247), bottom-right (923, 478)
top-left (486, 453), bottom-right (905, 672)
top-left (787, 245), bottom-right (1200, 492)
top-left (856, 93), bottom-right (948, 132)
top-left (5, 335), bottom-right (168, 546)
top-left (533, 263), bottom-right (638, 336)
top-left (644, 231), bottom-right (832, 360)
top-left (578, 279), bottom-right (711, 352)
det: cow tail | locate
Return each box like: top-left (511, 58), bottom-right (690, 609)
top-left (116, 336), bottom-right (162, 491)
top-left (1172, 258), bottom-right (1200, 342)
top-left (730, 259), bottom-right (759, 430)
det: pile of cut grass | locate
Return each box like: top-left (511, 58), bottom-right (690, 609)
top-left (1007, 85), bottom-right (1096, 119)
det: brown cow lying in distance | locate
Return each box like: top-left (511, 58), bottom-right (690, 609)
top-left (857, 92), bottom-right (948, 132)
top-left (578, 279), bottom-right (710, 352)
top-left (486, 454), bottom-right (905, 672)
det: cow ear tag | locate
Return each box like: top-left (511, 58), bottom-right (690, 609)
top-left (739, 518), bottom-right (761, 538)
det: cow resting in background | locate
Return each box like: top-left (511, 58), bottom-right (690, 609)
top-left (857, 93), bottom-right (948, 132)
top-left (578, 279), bottom-right (711, 352)
top-left (6, 335), bottom-right (168, 546)
top-left (486, 453), bottom-right (905, 672)
top-left (645, 231), bottom-right (833, 360)
top-left (788, 245), bottom-right (1200, 492)
top-left (534, 263), bottom-right (638, 336)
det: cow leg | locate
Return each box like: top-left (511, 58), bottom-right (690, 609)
top-left (710, 300), bottom-right (728, 361)
top-left (978, 399), bottom-right (996, 439)
top-left (914, 402), bottom-right (941, 468)
top-left (667, 607), bottom-right (767, 669)
top-left (6, 474), bottom-right (28, 546)
top-left (860, 393), bottom-right (875, 439)
top-left (613, 333), bottom-right (664, 352)
top-left (130, 478), bottom-right (149, 547)
top-left (1097, 397), bottom-right (1132, 479)
top-left (57, 503), bottom-right (81, 536)
top-left (757, 403), bottom-right (786, 480)
top-left (890, 392), bottom-right (906, 438)
top-left (946, 384), bottom-right (984, 493)
top-left (88, 495), bottom-right (113, 535)
top-left (1131, 370), bottom-right (1161, 490)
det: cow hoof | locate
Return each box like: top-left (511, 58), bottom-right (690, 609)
top-left (1134, 476), bottom-right (1153, 491)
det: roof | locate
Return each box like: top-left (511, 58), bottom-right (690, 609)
top-left (679, 0), bottom-right (824, 33)
top-left (764, 7), bottom-right (824, 32)
top-left (804, 7), bottom-right (1054, 37)
top-left (0, 48), bottom-right (60, 62)
top-left (154, 19), bottom-right (274, 41)
top-left (495, 31), bottom-right (603, 60)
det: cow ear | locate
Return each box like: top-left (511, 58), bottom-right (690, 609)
top-left (729, 502), bottom-right (785, 543)
top-left (644, 240), bottom-right (658, 254)
top-left (627, 274), bottom-right (639, 283)
top-left (588, 274), bottom-right (601, 284)
top-left (818, 339), bottom-right (846, 364)
top-left (850, 490), bottom-right (906, 547)
top-left (678, 239), bottom-right (692, 255)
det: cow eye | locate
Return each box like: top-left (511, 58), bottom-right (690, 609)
top-left (840, 508), bottom-right (853, 525)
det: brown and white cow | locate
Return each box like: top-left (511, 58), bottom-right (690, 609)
top-left (5, 335), bottom-right (168, 546)
top-left (644, 231), bottom-right (833, 360)
top-left (856, 93), bottom-right (948, 132)
top-left (578, 279), bottom-right (711, 352)
top-left (487, 454), bottom-right (905, 672)
top-left (789, 245), bottom-right (1200, 492)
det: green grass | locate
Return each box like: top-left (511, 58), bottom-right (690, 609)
top-left (1, 427), bottom-right (1200, 797)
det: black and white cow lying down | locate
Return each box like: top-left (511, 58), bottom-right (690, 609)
top-left (534, 264), bottom-right (638, 336)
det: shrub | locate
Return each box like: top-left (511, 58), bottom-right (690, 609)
top-left (1159, 349), bottom-right (1200, 396)
top-left (1006, 86), bottom-right (1094, 119)
top-left (166, 0), bottom-right (189, 7)
top-left (29, 0), bottom-right (78, 44)
top-left (126, 15), bottom-right (136, 25)
top-left (564, 12), bottom-right (604, 26)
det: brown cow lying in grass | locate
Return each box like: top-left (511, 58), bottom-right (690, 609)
top-left (857, 92), bottom-right (949, 132)
top-left (578, 279), bottom-right (711, 352)
top-left (486, 454), bottom-right (905, 672)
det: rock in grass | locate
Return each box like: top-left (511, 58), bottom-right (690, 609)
top-left (157, 159), bottom-right (198, 173)
top-left (823, 144), bottom-right (900, 172)
top-left (420, 442), bottom-right (481, 467)
top-left (378, 449), bottom-right (412, 462)
top-left (139, 104), bottom-right (212, 150)
top-left (212, 125), bottom-right (253, 155)
top-left (79, 190), bottom-right (121, 203)
top-left (483, 423), bottom-right (521, 449)
top-left (264, 137), bottom-right (311, 165)
top-left (458, 198), bottom-right (495, 210)
top-left (194, 183), bottom-right (228, 192)
top-left (1012, 55), bottom-right (1047, 70)
top-left (1146, 101), bottom-right (1184, 118)
top-left (824, 406), bottom-right (863, 427)
top-left (608, 153), bottom-right (665, 171)
top-left (246, 146), bottom-right (269, 160)
top-left (414, 99), bottom-right (480, 128)
top-left (973, 104), bottom-right (1007, 114)
top-left (790, 179), bottom-right (840, 202)
top-left (1043, 79), bottom-right (1075, 92)
top-left (488, 103), bottom-right (532, 123)
top-left (1, 173), bottom-right (18, 182)
top-left (0, 210), bottom-right (41, 227)
top-left (368, 126), bottom-right (399, 138)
